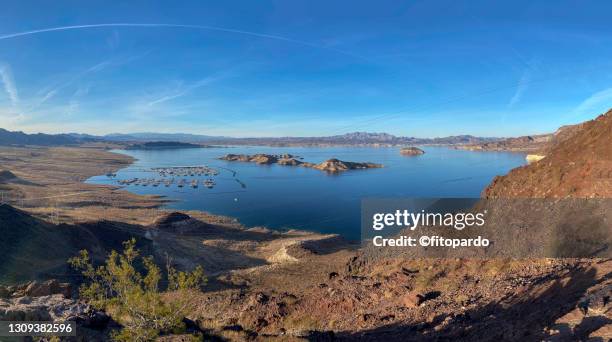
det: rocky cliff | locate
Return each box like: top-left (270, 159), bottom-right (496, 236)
top-left (484, 109), bottom-right (612, 198)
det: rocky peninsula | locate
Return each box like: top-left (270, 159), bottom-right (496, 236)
top-left (219, 153), bottom-right (383, 172)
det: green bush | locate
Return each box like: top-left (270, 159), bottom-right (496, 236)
top-left (68, 239), bottom-right (206, 341)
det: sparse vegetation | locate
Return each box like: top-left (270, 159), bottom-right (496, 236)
top-left (69, 239), bottom-right (206, 341)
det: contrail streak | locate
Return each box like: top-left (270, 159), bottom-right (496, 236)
top-left (0, 23), bottom-right (363, 59)
top-left (0, 62), bottom-right (19, 107)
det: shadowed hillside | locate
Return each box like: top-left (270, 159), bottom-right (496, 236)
top-left (0, 204), bottom-right (147, 284)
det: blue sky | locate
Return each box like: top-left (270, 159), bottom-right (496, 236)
top-left (1, 0), bottom-right (612, 137)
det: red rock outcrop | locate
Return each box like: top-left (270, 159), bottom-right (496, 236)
top-left (483, 109), bottom-right (612, 198)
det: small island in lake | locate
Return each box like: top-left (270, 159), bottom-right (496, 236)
top-left (219, 153), bottom-right (298, 164)
top-left (219, 153), bottom-right (383, 172)
top-left (125, 141), bottom-right (207, 150)
top-left (311, 158), bottom-right (383, 172)
top-left (400, 146), bottom-right (425, 156)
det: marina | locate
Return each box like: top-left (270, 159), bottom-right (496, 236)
top-left (113, 166), bottom-right (220, 189)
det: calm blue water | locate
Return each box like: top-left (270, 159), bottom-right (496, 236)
top-left (88, 146), bottom-right (525, 240)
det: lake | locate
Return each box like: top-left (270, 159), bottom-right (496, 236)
top-left (88, 146), bottom-right (526, 240)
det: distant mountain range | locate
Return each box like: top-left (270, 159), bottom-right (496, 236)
top-left (0, 128), bottom-right (89, 146)
top-left (0, 128), bottom-right (502, 147)
top-left (101, 132), bottom-right (227, 143)
top-left (195, 132), bottom-right (501, 146)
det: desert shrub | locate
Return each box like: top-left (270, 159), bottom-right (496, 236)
top-left (68, 239), bottom-right (206, 342)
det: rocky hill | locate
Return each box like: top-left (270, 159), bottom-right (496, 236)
top-left (456, 122), bottom-right (585, 153)
top-left (484, 109), bottom-right (612, 198)
top-left (0, 204), bottom-right (144, 283)
top-left (312, 158), bottom-right (383, 172)
top-left (458, 133), bottom-right (553, 152)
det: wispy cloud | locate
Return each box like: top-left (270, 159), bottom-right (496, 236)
top-left (508, 70), bottom-right (531, 108)
top-left (574, 88), bottom-right (612, 115)
top-left (29, 52), bottom-right (149, 113)
top-left (0, 62), bottom-right (19, 107)
top-left (31, 59), bottom-right (112, 110)
top-left (0, 23), bottom-right (363, 60)
top-left (507, 50), bottom-right (539, 109)
top-left (147, 77), bottom-right (220, 106)
top-left (146, 65), bottom-right (243, 107)
top-left (63, 87), bottom-right (89, 117)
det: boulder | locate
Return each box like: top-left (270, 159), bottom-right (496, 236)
top-left (0, 294), bottom-right (85, 321)
top-left (23, 279), bottom-right (72, 298)
top-left (6, 280), bottom-right (72, 299)
top-left (401, 293), bottom-right (421, 308)
top-left (254, 292), bottom-right (269, 304)
top-left (1, 305), bottom-right (52, 321)
top-left (401, 291), bottom-right (441, 308)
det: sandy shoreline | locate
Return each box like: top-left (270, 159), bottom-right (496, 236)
top-left (0, 146), bottom-right (253, 227)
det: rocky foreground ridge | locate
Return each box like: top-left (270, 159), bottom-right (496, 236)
top-left (484, 109), bottom-right (612, 198)
top-left (1, 279), bottom-right (114, 339)
top-left (220, 153), bottom-right (383, 172)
